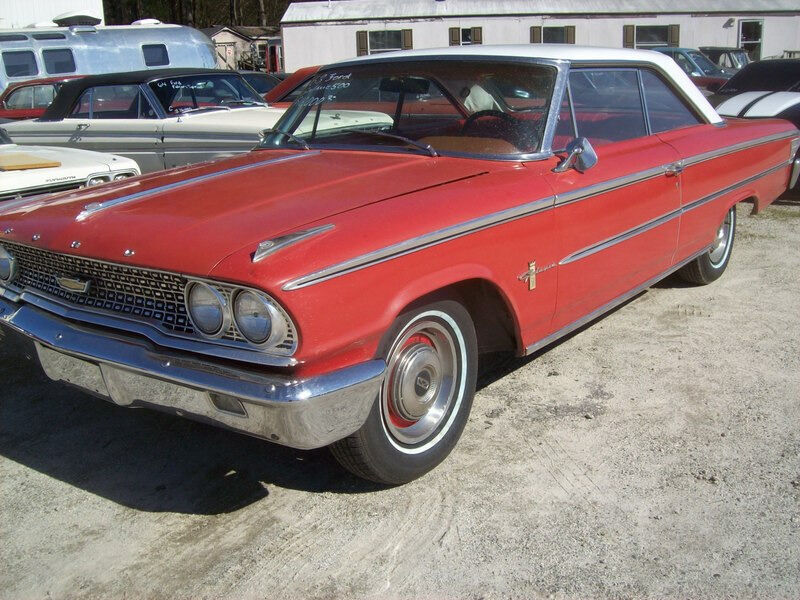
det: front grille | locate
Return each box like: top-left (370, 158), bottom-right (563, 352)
top-left (1, 241), bottom-right (296, 354)
top-left (0, 181), bottom-right (84, 202)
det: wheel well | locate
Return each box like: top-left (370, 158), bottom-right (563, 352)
top-left (402, 279), bottom-right (519, 356)
top-left (736, 195), bottom-right (760, 215)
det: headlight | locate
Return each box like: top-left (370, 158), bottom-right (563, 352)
top-left (114, 172), bottom-right (134, 180)
top-left (186, 282), bottom-right (228, 337)
top-left (87, 176), bottom-right (109, 186)
top-left (0, 245), bottom-right (16, 283)
top-left (233, 290), bottom-right (287, 345)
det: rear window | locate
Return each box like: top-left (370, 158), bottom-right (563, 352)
top-left (43, 49), bottom-right (76, 74)
top-left (2, 51), bottom-right (38, 78)
top-left (142, 44), bottom-right (169, 67)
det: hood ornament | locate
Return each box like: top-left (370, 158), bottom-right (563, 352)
top-left (253, 225), bottom-right (334, 263)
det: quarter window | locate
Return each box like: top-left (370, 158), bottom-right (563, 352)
top-left (641, 71), bottom-right (701, 133)
top-left (43, 49), bottom-right (76, 74)
top-left (2, 51), bottom-right (38, 78)
top-left (70, 85), bottom-right (156, 119)
top-left (143, 44), bottom-right (170, 67)
top-left (567, 69), bottom-right (647, 146)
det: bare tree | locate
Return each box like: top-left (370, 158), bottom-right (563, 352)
top-left (257, 0), bottom-right (267, 27)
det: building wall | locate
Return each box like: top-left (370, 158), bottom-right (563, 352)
top-left (0, 0), bottom-right (105, 28)
top-left (282, 14), bottom-right (800, 70)
top-left (210, 31), bottom-right (253, 69)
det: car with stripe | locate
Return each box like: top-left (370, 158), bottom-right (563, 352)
top-left (0, 45), bottom-right (796, 484)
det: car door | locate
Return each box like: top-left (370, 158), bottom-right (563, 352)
top-left (546, 68), bottom-right (682, 331)
top-left (58, 84), bottom-right (164, 173)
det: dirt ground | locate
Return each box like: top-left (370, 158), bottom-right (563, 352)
top-left (1, 197), bottom-right (798, 599)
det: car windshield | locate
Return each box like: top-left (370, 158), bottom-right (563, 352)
top-left (148, 73), bottom-right (265, 115)
top-left (729, 50), bottom-right (751, 69)
top-left (687, 51), bottom-right (725, 77)
top-left (718, 61), bottom-right (800, 94)
top-left (261, 60), bottom-right (556, 157)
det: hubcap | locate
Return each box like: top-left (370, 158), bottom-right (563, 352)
top-left (709, 208), bottom-right (733, 266)
top-left (382, 320), bottom-right (458, 445)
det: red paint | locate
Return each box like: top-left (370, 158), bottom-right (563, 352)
top-left (0, 76), bottom-right (83, 120)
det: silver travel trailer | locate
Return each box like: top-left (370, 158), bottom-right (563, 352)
top-left (0, 22), bottom-right (216, 92)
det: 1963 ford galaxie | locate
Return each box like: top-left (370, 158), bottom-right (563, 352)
top-left (0, 46), bottom-right (797, 484)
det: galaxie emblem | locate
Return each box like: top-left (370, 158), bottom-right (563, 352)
top-left (56, 276), bottom-right (91, 294)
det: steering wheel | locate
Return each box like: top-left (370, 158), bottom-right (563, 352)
top-left (461, 109), bottom-right (516, 131)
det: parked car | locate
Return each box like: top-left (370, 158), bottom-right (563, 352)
top-left (2, 68), bottom-right (288, 173)
top-left (699, 46), bottom-right (751, 74)
top-left (264, 65), bottom-right (320, 106)
top-left (0, 75), bottom-right (83, 121)
top-left (0, 46), bottom-right (796, 484)
top-left (238, 70), bottom-right (283, 95)
top-left (0, 127), bottom-right (139, 201)
top-left (653, 47), bottom-right (730, 93)
top-left (0, 22), bottom-right (215, 93)
top-left (708, 59), bottom-right (800, 110)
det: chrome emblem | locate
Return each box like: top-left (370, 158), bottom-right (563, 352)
top-left (56, 276), bottom-right (91, 294)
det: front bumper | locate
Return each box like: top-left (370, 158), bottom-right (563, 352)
top-left (0, 296), bottom-right (385, 449)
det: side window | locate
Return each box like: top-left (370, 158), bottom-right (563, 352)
top-left (70, 85), bottom-right (155, 119)
top-left (5, 86), bottom-right (34, 109)
top-left (33, 84), bottom-right (56, 108)
top-left (2, 51), bottom-right (38, 78)
top-left (568, 69), bottom-right (647, 146)
top-left (641, 70), bottom-right (702, 133)
top-left (43, 49), bottom-right (76, 74)
top-left (552, 90), bottom-right (576, 151)
top-left (143, 44), bottom-right (169, 67)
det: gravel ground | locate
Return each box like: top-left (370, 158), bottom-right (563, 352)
top-left (1, 198), bottom-right (798, 599)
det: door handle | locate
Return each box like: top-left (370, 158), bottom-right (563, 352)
top-left (664, 161), bottom-right (684, 177)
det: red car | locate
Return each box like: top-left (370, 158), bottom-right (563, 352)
top-left (0, 46), bottom-right (797, 484)
top-left (0, 76), bottom-right (83, 121)
top-left (264, 64), bottom-right (320, 107)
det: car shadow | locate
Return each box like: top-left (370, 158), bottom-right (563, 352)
top-left (0, 334), bottom-right (386, 516)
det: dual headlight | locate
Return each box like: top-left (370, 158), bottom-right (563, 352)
top-left (0, 245), bottom-right (16, 283)
top-left (185, 281), bottom-right (288, 347)
top-left (86, 171), bottom-right (138, 187)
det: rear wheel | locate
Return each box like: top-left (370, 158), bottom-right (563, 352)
top-left (330, 300), bottom-right (477, 484)
top-left (678, 205), bottom-right (736, 285)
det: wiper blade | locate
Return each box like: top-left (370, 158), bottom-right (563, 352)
top-left (259, 128), bottom-right (311, 150)
top-left (358, 130), bottom-right (437, 157)
top-left (172, 106), bottom-right (231, 115)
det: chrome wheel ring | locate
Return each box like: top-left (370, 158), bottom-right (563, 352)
top-left (381, 316), bottom-right (460, 448)
top-left (709, 207), bottom-right (734, 267)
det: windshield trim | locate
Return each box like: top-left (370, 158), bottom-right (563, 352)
top-left (263, 56), bottom-right (567, 162)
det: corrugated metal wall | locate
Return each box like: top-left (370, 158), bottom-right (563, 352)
top-left (0, 0), bottom-right (105, 29)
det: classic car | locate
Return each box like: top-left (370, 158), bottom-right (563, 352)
top-left (0, 76), bottom-right (83, 122)
top-left (264, 65), bottom-right (321, 106)
top-left (699, 46), bottom-right (751, 74)
top-left (708, 60), bottom-right (800, 122)
top-left (1, 68), bottom-right (288, 174)
top-left (0, 46), bottom-right (797, 485)
top-left (0, 127), bottom-right (139, 201)
top-left (653, 47), bottom-right (730, 93)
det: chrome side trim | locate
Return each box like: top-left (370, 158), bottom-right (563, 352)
top-left (525, 247), bottom-right (708, 356)
top-left (282, 195), bottom-right (555, 291)
top-left (559, 159), bottom-right (790, 267)
top-left (284, 131), bottom-right (795, 290)
top-left (0, 296), bottom-right (384, 449)
top-left (253, 224), bottom-right (334, 263)
top-left (682, 131), bottom-right (797, 167)
top-left (75, 152), bottom-right (319, 221)
top-left (790, 157), bottom-right (800, 189)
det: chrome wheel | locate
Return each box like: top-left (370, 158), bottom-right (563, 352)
top-left (381, 316), bottom-right (460, 448)
top-left (708, 207), bottom-right (734, 267)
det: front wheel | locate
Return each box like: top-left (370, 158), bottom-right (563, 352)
top-left (330, 300), bottom-right (477, 484)
top-left (678, 205), bottom-right (736, 285)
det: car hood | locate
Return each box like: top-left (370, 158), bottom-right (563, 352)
top-left (1, 144), bottom-right (137, 193)
top-left (715, 91), bottom-right (800, 118)
top-left (165, 105), bottom-right (286, 132)
top-left (0, 149), bottom-right (488, 276)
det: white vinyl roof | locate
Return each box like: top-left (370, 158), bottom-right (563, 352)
top-left (333, 44), bottom-right (724, 124)
top-left (283, 0), bottom-right (799, 23)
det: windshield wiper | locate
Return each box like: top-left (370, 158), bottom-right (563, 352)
top-left (357, 130), bottom-right (437, 157)
top-left (171, 106), bottom-right (231, 115)
top-left (259, 128), bottom-right (311, 150)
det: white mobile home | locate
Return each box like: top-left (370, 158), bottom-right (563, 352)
top-left (281, 0), bottom-right (800, 71)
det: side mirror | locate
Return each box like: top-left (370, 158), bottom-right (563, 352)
top-left (553, 137), bottom-right (598, 173)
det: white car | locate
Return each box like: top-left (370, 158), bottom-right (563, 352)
top-left (0, 128), bottom-right (140, 202)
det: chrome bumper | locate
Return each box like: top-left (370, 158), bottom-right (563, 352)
top-left (0, 297), bottom-right (384, 449)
